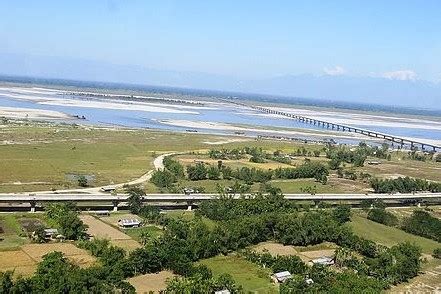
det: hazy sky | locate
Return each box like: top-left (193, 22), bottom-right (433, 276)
top-left (1, 0), bottom-right (440, 82)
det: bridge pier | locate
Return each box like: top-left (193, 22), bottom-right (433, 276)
top-left (30, 200), bottom-right (36, 213)
top-left (187, 201), bottom-right (193, 211)
top-left (112, 200), bottom-right (119, 212)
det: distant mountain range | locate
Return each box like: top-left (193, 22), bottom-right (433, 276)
top-left (1, 53), bottom-right (440, 110)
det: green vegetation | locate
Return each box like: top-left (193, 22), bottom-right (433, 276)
top-left (402, 210), bottom-right (441, 242)
top-left (367, 208), bottom-right (399, 226)
top-left (199, 255), bottom-right (277, 293)
top-left (350, 214), bottom-right (440, 254)
top-left (45, 203), bottom-right (88, 240)
top-left (370, 176), bottom-right (441, 193)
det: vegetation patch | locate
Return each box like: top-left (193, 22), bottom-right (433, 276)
top-left (198, 254), bottom-right (277, 293)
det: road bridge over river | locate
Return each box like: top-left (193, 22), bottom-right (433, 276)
top-left (0, 193), bottom-right (440, 212)
top-left (226, 100), bottom-right (441, 152)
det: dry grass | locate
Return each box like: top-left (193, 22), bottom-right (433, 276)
top-left (0, 243), bottom-right (96, 277)
top-left (252, 241), bottom-right (298, 256)
top-left (389, 259), bottom-right (441, 293)
top-left (80, 215), bottom-right (132, 240)
top-left (127, 271), bottom-right (175, 293)
top-left (81, 214), bottom-right (142, 252)
top-left (21, 243), bottom-right (96, 266)
top-left (111, 239), bottom-right (142, 252)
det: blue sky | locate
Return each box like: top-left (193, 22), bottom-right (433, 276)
top-left (0, 0), bottom-right (440, 82)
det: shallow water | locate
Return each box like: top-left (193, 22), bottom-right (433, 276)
top-left (0, 88), bottom-right (440, 147)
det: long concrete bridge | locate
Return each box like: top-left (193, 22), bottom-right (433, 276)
top-left (226, 100), bottom-right (441, 152)
top-left (0, 193), bottom-right (440, 212)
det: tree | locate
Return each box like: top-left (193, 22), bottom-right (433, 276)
top-left (433, 248), bottom-right (441, 259)
top-left (367, 208), bottom-right (398, 226)
top-left (151, 170), bottom-right (176, 188)
top-left (77, 175), bottom-right (88, 187)
top-left (126, 186), bottom-right (145, 214)
top-left (207, 166), bottom-right (221, 180)
top-left (187, 163), bottom-right (208, 181)
top-left (58, 212), bottom-right (88, 240)
top-left (333, 205), bottom-right (351, 224)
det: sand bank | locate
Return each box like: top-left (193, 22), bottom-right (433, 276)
top-left (0, 106), bottom-right (70, 120)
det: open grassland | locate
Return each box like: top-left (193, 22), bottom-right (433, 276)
top-left (349, 214), bottom-right (441, 254)
top-left (360, 155), bottom-right (441, 182)
top-left (164, 210), bottom-right (217, 229)
top-left (1, 121), bottom-right (440, 194)
top-left (199, 254), bottom-right (278, 293)
top-left (0, 123), bottom-right (307, 193)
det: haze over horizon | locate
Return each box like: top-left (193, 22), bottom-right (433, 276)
top-left (1, 1), bottom-right (441, 109)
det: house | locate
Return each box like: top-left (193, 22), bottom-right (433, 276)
top-left (271, 271), bottom-right (292, 283)
top-left (118, 219), bottom-right (141, 228)
top-left (95, 210), bottom-right (110, 216)
top-left (215, 290), bottom-right (231, 294)
top-left (310, 256), bottom-right (334, 266)
top-left (100, 186), bottom-right (116, 193)
top-left (183, 188), bottom-right (194, 195)
top-left (43, 228), bottom-right (58, 239)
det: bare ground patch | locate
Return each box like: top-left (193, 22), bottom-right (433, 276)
top-left (127, 271), bottom-right (175, 293)
top-left (252, 241), bottom-right (298, 256)
top-left (81, 214), bottom-right (142, 251)
top-left (21, 243), bottom-right (96, 267)
top-left (80, 215), bottom-right (132, 240)
top-left (0, 243), bottom-right (96, 276)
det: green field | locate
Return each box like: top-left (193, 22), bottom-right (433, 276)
top-left (125, 225), bottom-right (164, 241)
top-left (1, 121), bottom-right (440, 194)
top-left (0, 214), bottom-right (40, 251)
top-left (164, 210), bottom-right (217, 229)
top-left (349, 214), bottom-right (441, 254)
top-left (198, 255), bottom-right (278, 293)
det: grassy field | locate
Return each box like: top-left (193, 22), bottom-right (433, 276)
top-left (1, 121), bottom-right (440, 193)
top-left (125, 225), bottom-right (164, 241)
top-left (163, 210), bottom-right (217, 229)
top-left (198, 254), bottom-right (278, 293)
top-left (349, 214), bottom-right (441, 254)
top-left (0, 123), bottom-right (317, 193)
top-left (0, 214), bottom-right (45, 251)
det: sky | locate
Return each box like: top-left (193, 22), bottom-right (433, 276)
top-left (0, 0), bottom-right (440, 86)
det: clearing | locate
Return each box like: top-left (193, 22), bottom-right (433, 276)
top-left (127, 271), bottom-right (175, 293)
top-left (198, 254), bottom-right (278, 293)
top-left (0, 243), bottom-right (96, 276)
top-left (349, 214), bottom-right (441, 254)
top-left (80, 214), bottom-right (141, 251)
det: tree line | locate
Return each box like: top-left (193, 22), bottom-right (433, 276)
top-left (370, 177), bottom-right (441, 193)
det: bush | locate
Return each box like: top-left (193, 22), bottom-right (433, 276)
top-left (367, 208), bottom-right (398, 226)
top-left (433, 248), bottom-right (441, 259)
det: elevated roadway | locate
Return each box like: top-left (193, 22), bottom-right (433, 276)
top-left (0, 193), bottom-right (440, 212)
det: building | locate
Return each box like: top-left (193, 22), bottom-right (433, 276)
top-left (95, 210), bottom-right (110, 216)
top-left (100, 186), bottom-right (116, 193)
top-left (118, 219), bottom-right (141, 228)
top-left (271, 271), bottom-right (292, 283)
top-left (367, 161), bottom-right (381, 165)
top-left (214, 290), bottom-right (231, 294)
top-left (43, 228), bottom-right (58, 239)
top-left (183, 188), bottom-right (194, 195)
top-left (310, 256), bottom-right (334, 266)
